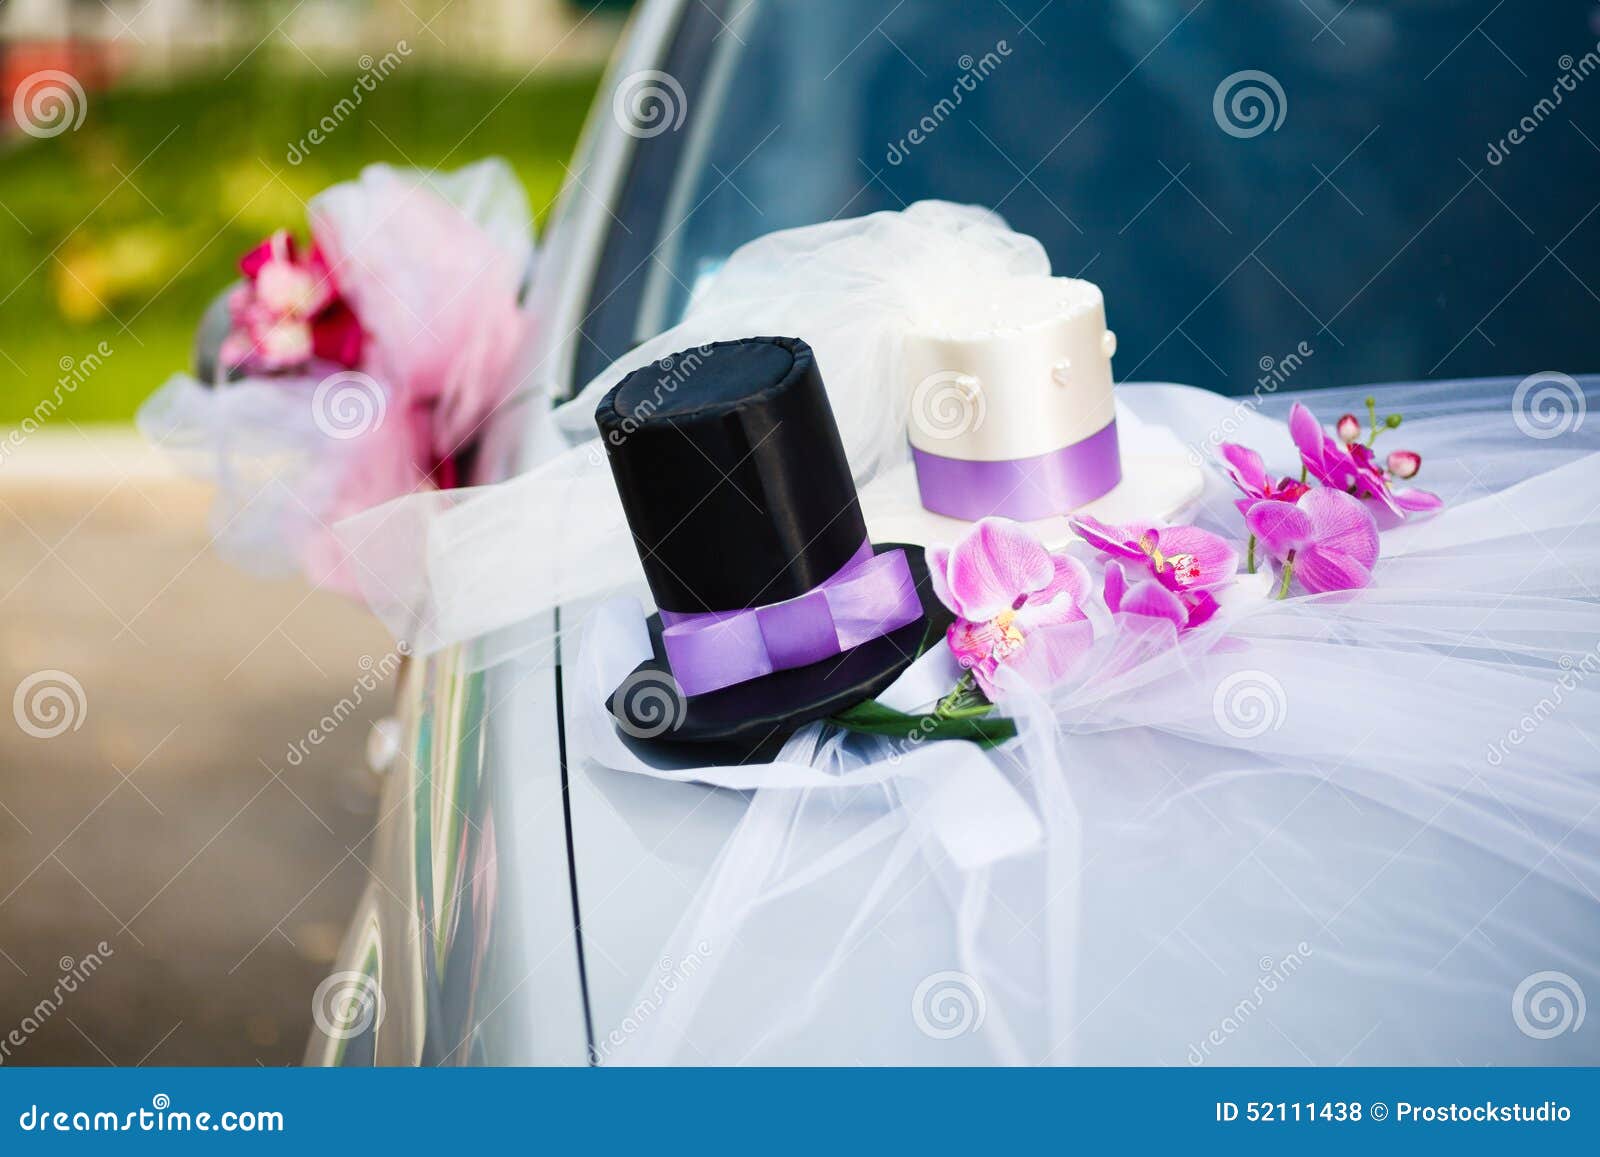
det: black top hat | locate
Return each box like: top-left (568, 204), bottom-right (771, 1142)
top-left (595, 336), bottom-right (949, 761)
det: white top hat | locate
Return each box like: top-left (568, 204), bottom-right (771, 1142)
top-left (902, 275), bottom-right (1122, 521)
top-left (856, 274), bottom-right (1203, 548)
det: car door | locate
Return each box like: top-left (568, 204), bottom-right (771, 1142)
top-left (304, 0), bottom-right (714, 1067)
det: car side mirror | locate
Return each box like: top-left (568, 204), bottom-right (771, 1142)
top-left (192, 281), bottom-right (241, 386)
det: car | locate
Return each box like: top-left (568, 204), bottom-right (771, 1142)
top-left (306, 0), bottom-right (1600, 1065)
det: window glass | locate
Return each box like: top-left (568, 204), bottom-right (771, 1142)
top-left (584, 0), bottom-right (1599, 395)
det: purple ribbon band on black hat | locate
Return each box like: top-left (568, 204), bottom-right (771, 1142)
top-left (657, 541), bottom-right (923, 697)
top-left (912, 420), bottom-right (1121, 522)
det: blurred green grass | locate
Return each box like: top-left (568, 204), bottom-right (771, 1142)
top-left (0, 64), bottom-right (602, 425)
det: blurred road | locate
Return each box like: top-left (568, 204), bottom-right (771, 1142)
top-left (0, 428), bottom-right (393, 1065)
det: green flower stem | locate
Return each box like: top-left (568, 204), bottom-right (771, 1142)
top-left (934, 671), bottom-right (978, 717)
top-left (931, 670), bottom-right (1000, 722)
top-left (1246, 534), bottom-right (1257, 574)
top-left (1365, 396), bottom-right (1379, 446)
top-left (1277, 551), bottom-right (1297, 599)
top-left (938, 703), bottom-right (998, 721)
top-left (827, 633), bottom-right (1016, 748)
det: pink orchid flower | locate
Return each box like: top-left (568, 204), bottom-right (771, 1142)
top-left (927, 518), bottom-right (1094, 699)
top-left (1102, 559), bottom-right (1219, 631)
top-left (1218, 442), bottom-right (1311, 517)
top-left (1245, 487), bottom-right (1380, 595)
top-left (220, 230), bottom-right (364, 375)
top-left (1288, 402), bottom-right (1441, 526)
top-left (1070, 515), bottom-right (1236, 630)
top-left (1069, 515), bottom-right (1238, 592)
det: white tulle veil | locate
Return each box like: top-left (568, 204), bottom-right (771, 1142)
top-left (573, 373), bottom-right (1600, 1065)
top-left (331, 198), bottom-right (1599, 1064)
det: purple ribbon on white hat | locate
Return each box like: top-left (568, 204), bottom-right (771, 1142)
top-left (912, 420), bottom-right (1121, 522)
top-left (657, 541), bottom-right (923, 697)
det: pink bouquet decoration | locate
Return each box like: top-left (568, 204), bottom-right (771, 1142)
top-left (137, 159), bottom-right (534, 599)
top-left (837, 389), bottom-right (1444, 752)
top-left (927, 518), bottom-right (1094, 699)
top-left (1220, 393), bottom-right (1445, 589)
top-left (220, 230), bottom-right (363, 375)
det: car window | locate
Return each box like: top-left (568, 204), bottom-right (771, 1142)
top-left (573, 2), bottom-right (728, 389)
top-left (580, 0), bottom-right (1600, 396)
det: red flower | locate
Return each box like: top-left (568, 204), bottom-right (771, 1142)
top-left (220, 230), bottom-right (363, 374)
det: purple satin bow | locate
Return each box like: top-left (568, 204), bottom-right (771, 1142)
top-left (658, 541), bottom-right (924, 697)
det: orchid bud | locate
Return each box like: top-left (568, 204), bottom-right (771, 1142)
top-left (1385, 413), bottom-right (1403, 429)
top-left (1336, 413), bottom-right (1361, 443)
top-left (1386, 449), bottom-right (1421, 479)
